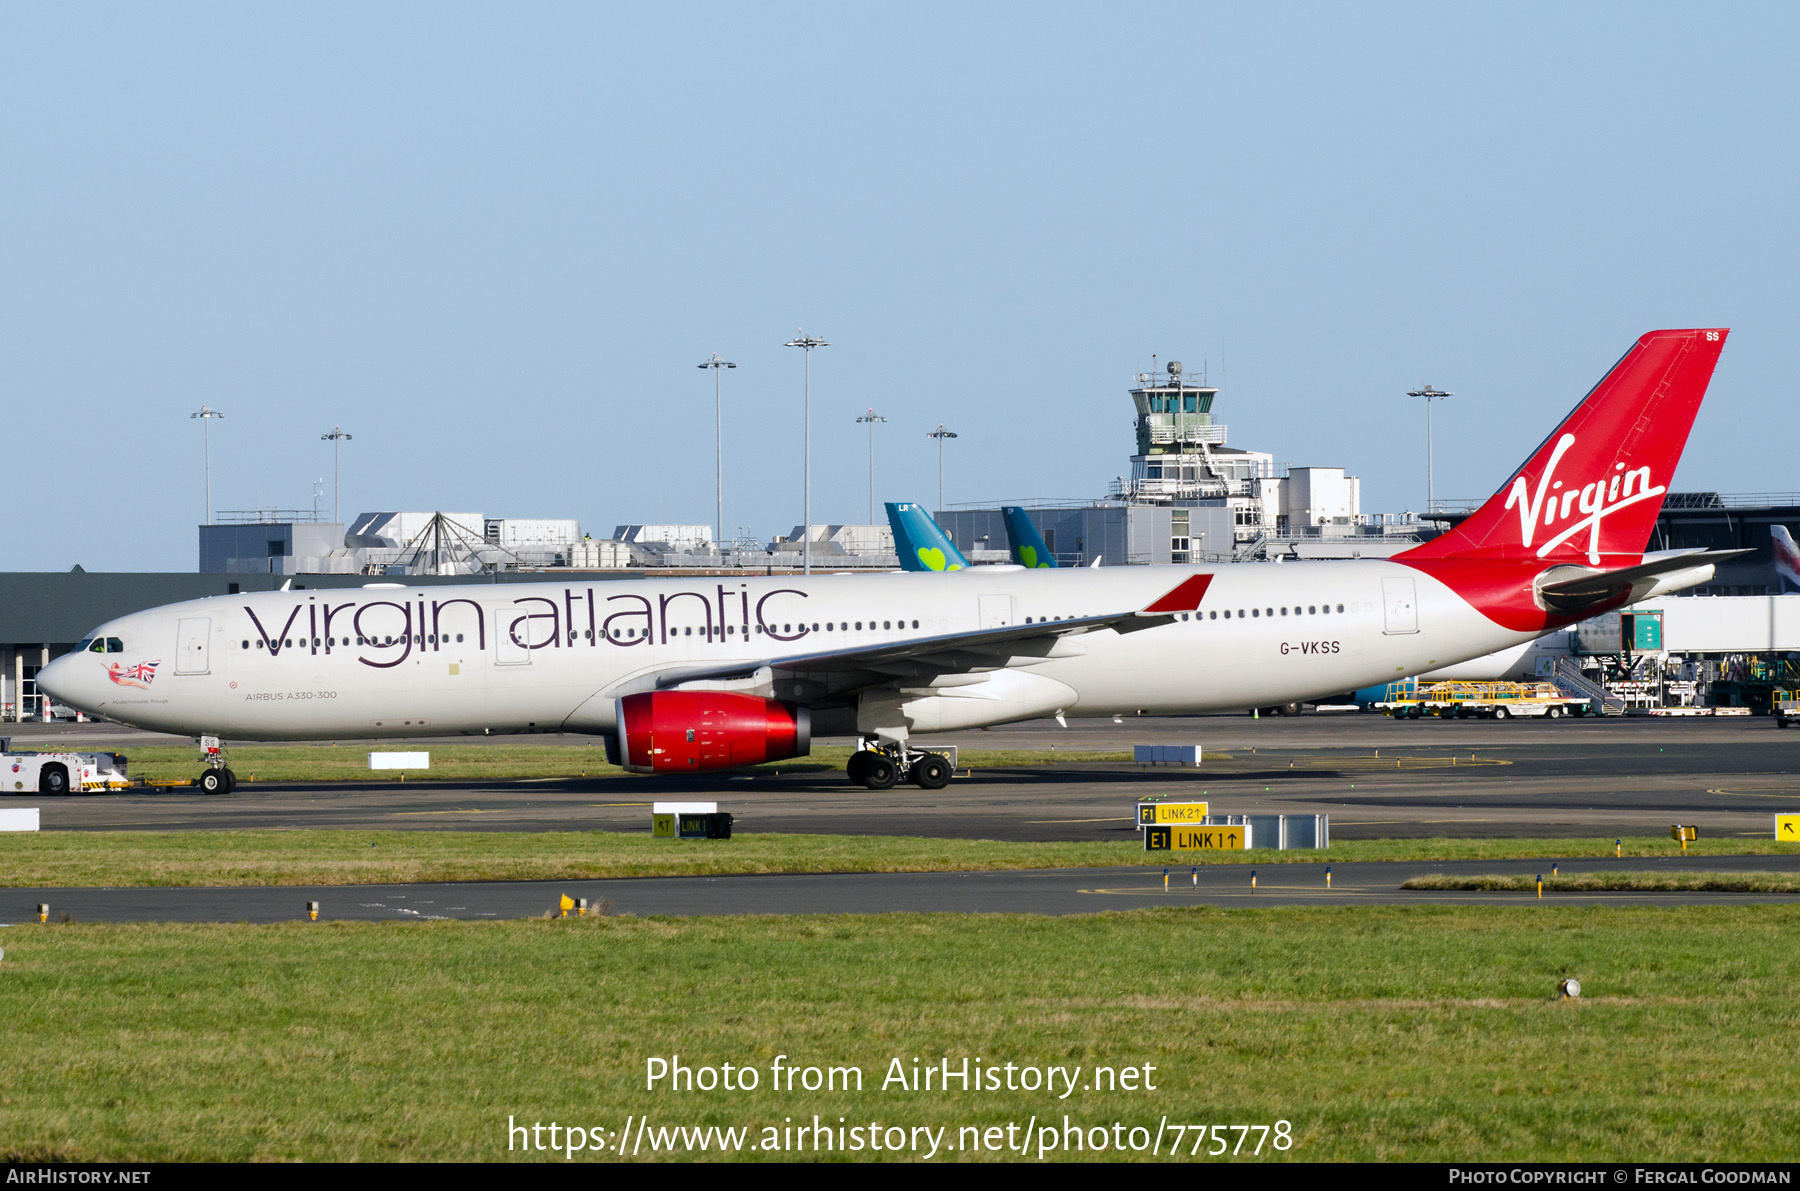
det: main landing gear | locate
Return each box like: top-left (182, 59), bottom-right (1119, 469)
top-left (846, 740), bottom-right (953, 791)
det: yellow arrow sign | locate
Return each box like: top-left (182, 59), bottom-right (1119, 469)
top-left (1146, 824), bottom-right (1248, 851)
top-left (1777, 814), bottom-right (1800, 841)
top-left (1137, 801), bottom-right (1210, 826)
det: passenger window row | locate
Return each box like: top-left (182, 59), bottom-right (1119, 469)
top-left (242, 634), bottom-right (467, 649)
top-left (1198, 603), bottom-right (1346, 621)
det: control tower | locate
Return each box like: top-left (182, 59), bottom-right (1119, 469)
top-left (1116, 360), bottom-right (1276, 505)
top-left (1131, 359), bottom-right (1223, 456)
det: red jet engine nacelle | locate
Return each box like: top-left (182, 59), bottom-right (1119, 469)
top-left (614, 691), bottom-right (811, 774)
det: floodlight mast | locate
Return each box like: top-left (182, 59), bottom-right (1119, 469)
top-left (190, 405), bottom-right (225, 524)
top-left (927, 423), bottom-right (958, 515)
top-left (1407, 385), bottom-right (1453, 512)
top-left (697, 354), bottom-right (736, 558)
top-left (321, 426), bottom-right (353, 523)
top-left (784, 332), bottom-right (829, 574)
top-left (855, 408), bottom-right (887, 524)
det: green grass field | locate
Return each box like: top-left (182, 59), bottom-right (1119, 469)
top-left (3, 907), bottom-right (1797, 1162)
top-left (1404, 871), bottom-right (1800, 893)
top-left (4, 830), bottom-right (1795, 888)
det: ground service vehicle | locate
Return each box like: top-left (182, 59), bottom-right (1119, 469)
top-left (0, 738), bottom-right (130, 795)
top-left (1377, 680), bottom-right (1592, 720)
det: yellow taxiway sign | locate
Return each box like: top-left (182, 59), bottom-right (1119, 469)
top-left (1137, 801), bottom-right (1210, 826)
top-left (1145, 824), bottom-right (1248, 851)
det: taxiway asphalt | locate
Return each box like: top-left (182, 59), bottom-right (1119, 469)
top-left (6, 853), bottom-right (1800, 923)
top-left (6, 714), bottom-right (1796, 842)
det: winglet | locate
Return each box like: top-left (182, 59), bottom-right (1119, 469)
top-left (886, 502), bottom-right (970, 572)
top-left (1142, 574), bottom-right (1213, 613)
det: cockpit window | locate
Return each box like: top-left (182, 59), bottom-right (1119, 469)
top-left (105, 638), bottom-right (124, 653)
top-left (79, 639), bottom-right (98, 653)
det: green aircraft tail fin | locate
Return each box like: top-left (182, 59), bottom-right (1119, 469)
top-left (1002, 506), bottom-right (1058, 568)
top-left (886, 502), bottom-right (970, 572)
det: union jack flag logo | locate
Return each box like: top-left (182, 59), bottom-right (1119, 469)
top-left (108, 659), bottom-right (161, 689)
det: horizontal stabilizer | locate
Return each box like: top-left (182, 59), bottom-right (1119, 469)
top-left (1537, 549), bottom-right (1749, 614)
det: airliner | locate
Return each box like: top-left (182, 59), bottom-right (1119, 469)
top-left (40, 329), bottom-right (1735, 793)
top-left (1774, 526), bottom-right (1800, 594)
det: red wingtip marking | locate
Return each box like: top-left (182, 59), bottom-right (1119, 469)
top-left (1143, 574), bottom-right (1213, 613)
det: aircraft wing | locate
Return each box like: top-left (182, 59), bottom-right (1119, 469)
top-left (1536, 548), bottom-right (1750, 614)
top-left (632, 574), bottom-right (1213, 699)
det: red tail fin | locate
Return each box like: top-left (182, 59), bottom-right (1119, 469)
top-left (1401, 329), bottom-right (1728, 567)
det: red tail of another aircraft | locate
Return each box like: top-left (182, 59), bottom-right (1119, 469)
top-left (1400, 328), bottom-right (1729, 628)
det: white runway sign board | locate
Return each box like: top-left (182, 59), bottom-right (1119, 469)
top-left (0, 808), bottom-right (41, 831)
top-left (369, 752), bottom-right (430, 770)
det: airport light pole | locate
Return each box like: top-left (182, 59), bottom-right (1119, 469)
top-left (784, 332), bottom-right (828, 575)
top-left (321, 426), bottom-right (353, 524)
top-left (190, 404), bottom-right (225, 525)
top-left (697, 354), bottom-right (736, 558)
top-left (855, 408), bottom-right (887, 524)
top-left (1407, 385), bottom-right (1453, 512)
top-left (928, 423), bottom-right (958, 514)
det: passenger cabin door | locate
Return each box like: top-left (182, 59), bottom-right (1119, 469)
top-left (1381, 577), bottom-right (1419, 635)
top-left (176, 617), bottom-right (211, 674)
top-left (494, 607), bottom-right (536, 666)
top-left (978, 595), bottom-right (1015, 629)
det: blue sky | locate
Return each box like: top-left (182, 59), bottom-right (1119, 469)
top-left (4, 3), bottom-right (1795, 570)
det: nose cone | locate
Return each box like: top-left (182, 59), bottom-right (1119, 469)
top-left (37, 653), bottom-right (74, 704)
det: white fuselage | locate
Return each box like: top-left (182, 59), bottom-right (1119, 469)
top-left (43, 561), bottom-right (1537, 741)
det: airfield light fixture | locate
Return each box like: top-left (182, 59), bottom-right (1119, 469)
top-left (321, 427), bottom-right (353, 523)
top-left (855, 409), bottom-right (887, 525)
top-left (784, 333), bottom-right (829, 575)
top-left (697, 355), bottom-right (737, 558)
top-left (1407, 385), bottom-right (1453, 513)
top-left (190, 405), bottom-right (225, 525)
top-left (927, 424), bottom-right (958, 515)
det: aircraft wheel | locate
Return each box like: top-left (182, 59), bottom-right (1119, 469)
top-left (1278, 701), bottom-right (1301, 717)
top-left (862, 755), bottom-right (898, 790)
top-left (221, 768), bottom-right (238, 794)
top-left (39, 764), bottom-right (69, 796)
top-left (846, 751), bottom-right (872, 786)
top-left (197, 769), bottom-right (228, 795)
top-left (912, 754), bottom-right (952, 790)
top-left (1492, 706), bottom-right (1511, 721)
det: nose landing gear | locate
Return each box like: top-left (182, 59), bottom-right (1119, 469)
top-left (846, 739), bottom-right (954, 790)
top-left (196, 767), bottom-right (236, 795)
top-left (194, 735), bottom-right (236, 795)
